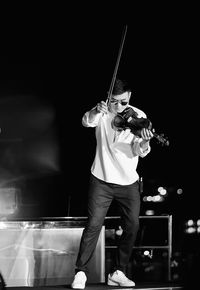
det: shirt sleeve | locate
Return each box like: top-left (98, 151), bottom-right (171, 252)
top-left (131, 136), bottom-right (151, 157)
top-left (82, 107), bottom-right (101, 127)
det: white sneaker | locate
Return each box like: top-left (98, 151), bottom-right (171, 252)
top-left (107, 270), bottom-right (135, 287)
top-left (71, 271), bottom-right (87, 289)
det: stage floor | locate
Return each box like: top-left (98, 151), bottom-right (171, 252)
top-left (3, 282), bottom-right (184, 290)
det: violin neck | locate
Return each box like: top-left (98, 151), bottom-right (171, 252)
top-left (152, 130), bottom-right (169, 146)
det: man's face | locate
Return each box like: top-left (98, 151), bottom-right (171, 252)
top-left (109, 91), bottom-right (131, 114)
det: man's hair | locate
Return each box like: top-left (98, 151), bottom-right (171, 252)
top-left (112, 79), bottom-right (131, 95)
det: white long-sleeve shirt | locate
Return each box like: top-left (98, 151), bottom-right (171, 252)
top-left (82, 105), bottom-right (151, 185)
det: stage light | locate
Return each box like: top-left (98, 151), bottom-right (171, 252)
top-left (157, 186), bottom-right (163, 192)
top-left (145, 210), bottom-right (155, 216)
top-left (152, 195), bottom-right (164, 202)
top-left (177, 188), bottom-right (183, 195)
top-left (184, 219), bottom-right (200, 234)
top-left (115, 226), bottom-right (123, 236)
top-left (146, 196), bottom-right (153, 201)
top-left (144, 250), bottom-right (150, 256)
top-left (186, 219), bottom-right (194, 227)
top-left (143, 250), bottom-right (153, 258)
top-left (143, 196), bottom-right (147, 202)
top-left (143, 195), bottom-right (164, 203)
top-left (157, 187), bottom-right (167, 196)
top-left (185, 227), bottom-right (196, 234)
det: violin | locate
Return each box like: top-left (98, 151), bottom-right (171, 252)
top-left (112, 107), bottom-right (169, 146)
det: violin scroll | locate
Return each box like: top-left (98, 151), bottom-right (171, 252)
top-left (152, 130), bottom-right (169, 146)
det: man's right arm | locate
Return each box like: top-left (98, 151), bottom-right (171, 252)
top-left (88, 107), bottom-right (99, 123)
top-left (82, 101), bottom-right (107, 127)
top-left (82, 107), bottom-right (100, 127)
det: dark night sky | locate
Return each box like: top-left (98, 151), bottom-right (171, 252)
top-left (0, 13), bottom-right (199, 220)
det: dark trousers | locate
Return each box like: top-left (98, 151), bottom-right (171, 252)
top-left (75, 174), bottom-right (141, 274)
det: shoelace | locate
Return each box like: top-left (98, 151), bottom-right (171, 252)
top-left (115, 271), bottom-right (129, 281)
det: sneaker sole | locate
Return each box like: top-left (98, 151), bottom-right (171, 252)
top-left (107, 280), bottom-right (119, 286)
top-left (107, 279), bottom-right (135, 287)
top-left (71, 285), bottom-right (85, 289)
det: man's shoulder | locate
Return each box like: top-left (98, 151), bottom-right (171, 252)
top-left (128, 105), bottom-right (147, 118)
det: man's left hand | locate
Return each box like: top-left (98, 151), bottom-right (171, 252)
top-left (141, 128), bottom-right (154, 141)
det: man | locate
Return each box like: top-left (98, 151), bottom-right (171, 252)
top-left (71, 79), bottom-right (153, 289)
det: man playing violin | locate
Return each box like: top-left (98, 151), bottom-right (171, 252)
top-left (71, 79), bottom-right (153, 289)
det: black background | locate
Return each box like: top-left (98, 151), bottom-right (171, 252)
top-left (0, 7), bottom-right (199, 223)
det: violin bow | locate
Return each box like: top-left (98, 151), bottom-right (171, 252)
top-left (106, 25), bottom-right (128, 104)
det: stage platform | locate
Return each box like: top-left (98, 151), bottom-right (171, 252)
top-left (0, 216), bottom-right (174, 288)
top-left (0, 217), bottom-right (187, 290)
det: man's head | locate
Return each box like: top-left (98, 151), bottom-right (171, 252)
top-left (108, 79), bottom-right (132, 114)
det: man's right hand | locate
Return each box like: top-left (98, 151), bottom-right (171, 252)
top-left (96, 101), bottom-right (108, 114)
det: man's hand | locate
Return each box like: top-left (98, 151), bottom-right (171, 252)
top-left (141, 128), bottom-right (154, 141)
top-left (96, 101), bottom-right (108, 114)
